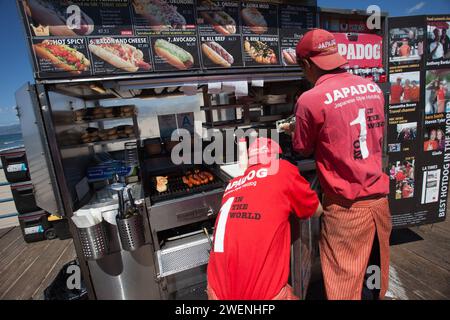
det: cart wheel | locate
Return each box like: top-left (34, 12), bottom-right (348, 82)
top-left (45, 228), bottom-right (57, 240)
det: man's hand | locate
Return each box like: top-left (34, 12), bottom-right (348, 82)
top-left (313, 202), bottom-right (323, 218)
top-left (279, 122), bottom-right (295, 135)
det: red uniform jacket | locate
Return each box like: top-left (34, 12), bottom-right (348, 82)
top-left (207, 160), bottom-right (319, 300)
top-left (390, 84), bottom-right (403, 104)
top-left (293, 71), bottom-right (389, 200)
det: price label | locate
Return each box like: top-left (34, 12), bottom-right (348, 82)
top-left (169, 37), bottom-right (197, 43)
top-left (7, 163), bottom-right (27, 173)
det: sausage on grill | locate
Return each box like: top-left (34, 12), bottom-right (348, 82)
top-left (182, 175), bottom-right (193, 188)
top-left (202, 171), bottom-right (214, 182)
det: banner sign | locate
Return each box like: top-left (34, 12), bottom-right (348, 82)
top-left (333, 32), bottom-right (383, 68)
top-left (387, 15), bottom-right (449, 228)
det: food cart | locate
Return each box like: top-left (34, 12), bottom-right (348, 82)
top-left (14, 0), bottom-right (448, 300)
top-left (15, 0), bottom-right (322, 299)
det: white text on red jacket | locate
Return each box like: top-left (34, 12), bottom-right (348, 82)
top-left (324, 83), bottom-right (382, 106)
top-left (225, 168), bottom-right (268, 194)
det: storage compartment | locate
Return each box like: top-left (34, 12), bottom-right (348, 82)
top-left (0, 149), bottom-right (30, 183)
top-left (11, 182), bottom-right (40, 214)
top-left (18, 210), bottom-right (50, 243)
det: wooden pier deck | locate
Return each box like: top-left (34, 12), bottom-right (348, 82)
top-left (387, 220), bottom-right (450, 300)
top-left (0, 218), bottom-right (448, 300)
top-left (0, 170), bottom-right (77, 300)
top-left (0, 158), bottom-right (448, 299)
top-left (0, 226), bottom-right (76, 300)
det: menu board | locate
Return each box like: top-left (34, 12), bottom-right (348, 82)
top-left (150, 36), bottom-right (201, 71)
top-left (88, 36), bottom-right (153, 74)
top-left (131, 0), bottom-right (197, 36)
top-left (387, 15), bottom-right (449, 228)
top-left (199, 35), bottom-right (244, 69)
top-left (279, 4), bottom-right (316, 66)
top-left (243, 35), bottom-right (280, 67)
top-left (31, 37), bottom-right (92, 77)
top-left (17, 0), bottom-right (317, 80)
top-left (196, 0), bottom-right (241, 36)
top-left (241, 1), bottom-right (279, 36)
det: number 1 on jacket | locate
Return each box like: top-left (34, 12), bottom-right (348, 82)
top-left (214, 197), bottom-right (235, 253)
top-left (350, 108), bottom-right (369, 159)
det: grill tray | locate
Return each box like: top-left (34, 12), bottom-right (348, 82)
top-left (150, 171), bottom-right (224, 203)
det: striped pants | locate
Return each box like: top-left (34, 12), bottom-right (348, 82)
top-left (320, 194), bottom-right (392, 300)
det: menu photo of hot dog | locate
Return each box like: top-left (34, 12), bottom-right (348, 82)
top-left (32, 38), bottom-right (91, 77)
top-left (196, 0), bottom-right (239, 36)
top-left (22, 0), bottom-right (94, 37)
top-left (243, 36), bottom-right (280, 67)
top-left (282, 48), bottom-right (297, 66)
top-left (241, 2), bottom-right (278, 36)
top-left (88, 37), bottom-right (152, 74)
top-left (152, 37), bottom-right (200, 71)
top-left (132, 0), bottom-right (196, 35)
top-left (200, 36), bottom-right (243, 69)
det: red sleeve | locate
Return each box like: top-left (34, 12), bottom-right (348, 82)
top-left (292, 98), bottom-right (320, 157)
top-left (287, 169), bottom-right (320, 219)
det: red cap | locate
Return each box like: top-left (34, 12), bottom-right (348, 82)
top-left (248, 138), bottom-right (282, 165)
top-left (296, 29), bottom-right (348, 71)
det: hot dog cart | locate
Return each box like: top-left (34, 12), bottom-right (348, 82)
top-left (15, 0), bottom-right (323, 299)
top-left (14, 0), bottom-right (448, 300)
top-left (16, 73), bottom-right (324, 299)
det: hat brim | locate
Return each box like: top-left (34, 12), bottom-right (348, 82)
top-left (310, 52), bottom-right (348, 71)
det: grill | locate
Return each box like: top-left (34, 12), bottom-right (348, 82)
top-left (149, 169), bottom-right (224, 203)
top-left (143, 163), bottom-right (226, 293)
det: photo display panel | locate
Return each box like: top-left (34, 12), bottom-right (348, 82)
top-left (387, 15), bottom-right (449, 227)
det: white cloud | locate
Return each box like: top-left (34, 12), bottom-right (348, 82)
top-left (407, 1), bottom-right (426, 14)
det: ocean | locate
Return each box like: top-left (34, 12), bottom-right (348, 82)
top-left (0, 133), bottom-right (24, 152)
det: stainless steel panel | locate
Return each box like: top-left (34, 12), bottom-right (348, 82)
top-left (38, 69), bottom-right (303, 85)
top-left (157, 233), bottom-right (212, 278)
top-left (290, 217), bottom-right (313, 299)
top-left (290, 169), bottom-right (321, 299)
top-left (78, 186), bottom-right (160, 299)
top-left (88, 244), bottom-right (161, 300)
top-left (15, 83), bottom-right (61, 214)
top-left (148, 190), bottom-right (223, 232)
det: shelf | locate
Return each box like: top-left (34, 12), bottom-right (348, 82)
top-left (201, 102), bottom-right (287, 112)
top-left (258, 115), bottom-right (285, 122)
top-left (200, 103), bottom-right (261, 111)
top-left (61, 136), bottom-right (137, 150)
top-left (203, 120), bottom-right (248, 129)
top-left (203, 118), bottom-right (282, 130)
top-left (73, 115), bottom-right (134, 125)
top-left (261, 101), bottom-right (289, 106)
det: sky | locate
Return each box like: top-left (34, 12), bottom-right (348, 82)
top-left (0, 0), bottom-right (449, 126)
